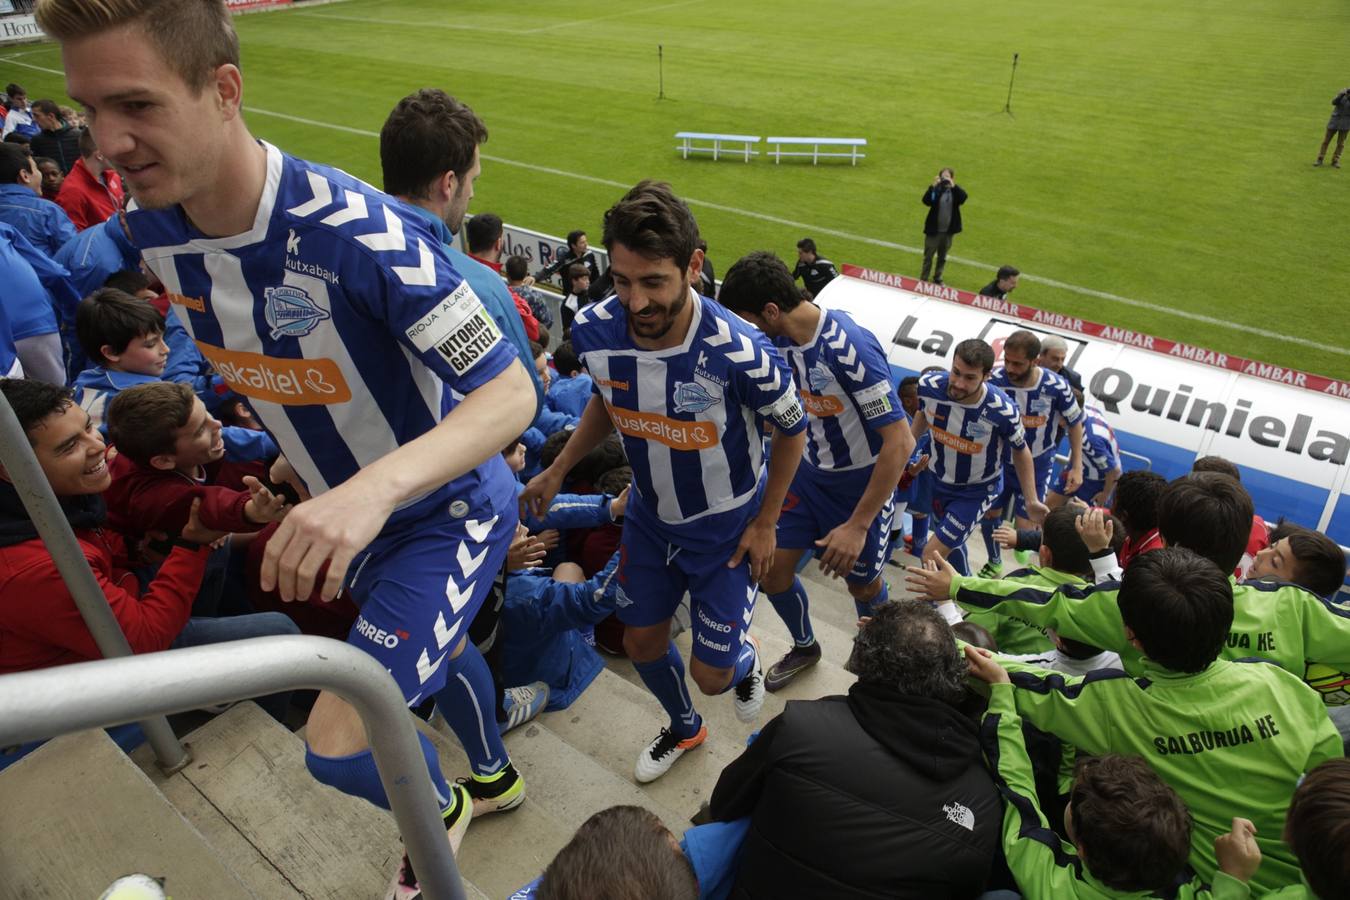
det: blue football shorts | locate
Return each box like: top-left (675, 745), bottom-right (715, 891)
top-left (613, 504), bottom-right (757, 670)
top-left (931, 477), bottom-right (1003, 550)
top-left (776, 463), bottom-right (894, 585)
top-left (994, 452), bottom-right (1056, 519)
top-left (342, 494), bottom-right (517, 707)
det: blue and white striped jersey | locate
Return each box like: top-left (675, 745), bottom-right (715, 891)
top-left (127, 143), bottom-right (520, 528)
top-left (777, 308), bottom-right (906, 471)
top-left (989, 365), bottom-right (1082, 459)
top-left (571, 291), bottom-right (805, 530)
top-left (917, 371), bottom-right (1026, 486)
top-left (1081, 405), bottom-right (1121, 481)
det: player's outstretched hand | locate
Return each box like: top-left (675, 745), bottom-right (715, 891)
top-left (1091, 488), bottom-right (1112, 507)
top-left (1062, 466), bottom-right (1083, 496)
top-left (730, 516), bottom-right (776, 584)
top-left (815, 521), bottom-right (867, 580)
top-left (1025, 498), bottom-right (1050, 525)
top-left (906, 453), bottom-right (931, 477)
top-left (1214, 818), bottom-right (1261, 883)
top-left (609, 485), bottom-right (630, 521)
top-left (242, 475), bottom-right (289, 524)
top-left (1074, 507), bottom-right (1113, 553)
top-left (905, 555), bottom-right (957, 601)
top-left (963, 644), bottom-right (1010, 685)
top-left (260, 477), bottom-right (395, 603)
top-left (520, 466), bottom-right (564, 522)
top-left (993, 523), bottom-right (1019, 550)
top-left (269, 455), bottom-right (311, 502)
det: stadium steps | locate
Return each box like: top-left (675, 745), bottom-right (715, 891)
top-left (128, 702), bottom-right (489, 900)
top-left (0, 729), bottom-right (254, 900)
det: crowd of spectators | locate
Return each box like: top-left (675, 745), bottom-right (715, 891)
top-left (3, 50), bottom-right (1350, 900)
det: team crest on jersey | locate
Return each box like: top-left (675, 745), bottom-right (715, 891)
top-left (264, 285), bottom-right (330, 339)
top-left (673, 378), bottom-right (722, 414)
top-left (807, 361), bottom-right (833, 393)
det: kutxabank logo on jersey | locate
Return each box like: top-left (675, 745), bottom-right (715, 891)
top-left (265, 285), bottom-right (331, 339)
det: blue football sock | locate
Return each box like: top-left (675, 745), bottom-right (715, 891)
top-left (306, 730), bottom-right (452, 813)
top-left (767, 578), bottom-right (814, 647)
top-left (853, 579), bottom-right (889, 619)
top-left (728, 638), bottom-right (758, 689)
top-left (632, 641), bottom-right (701, 739)
top-left (981, 518), bottom-right (1002, 566)
top-left (911, 515), bottom-right (929, 553)
top-left (434, 643), bottom-right (509, 778)
top-left (948, 544), bottom-right (971, 577)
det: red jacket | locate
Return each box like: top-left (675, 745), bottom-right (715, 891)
top-left (0, 521), bottom-right (208, 674)
top-left (1118, 528), bottom-right (1163, 569)
top-left (104, 450), bottom-right (259, 539)
top-left (469, 252), bottom-right (540, 341)
top-left (54, 157), bottom-right (124, 230)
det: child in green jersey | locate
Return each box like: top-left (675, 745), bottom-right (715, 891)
top-left (971, 645), bottom-right (1263, 899)
top-left (960, 548), bottom-right (1343, 893)
top-left (910, 473), bottom-right (1350, 679)
top-left (1274, 757), bottom-right (1350, 899)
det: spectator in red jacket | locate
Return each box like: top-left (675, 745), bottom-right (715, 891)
top-left (54, 127), bottom-right (124, 230)
top-left (102, 381), bottom-right (288, 543)
top-left (0, 379), bottom-right (297, 716)
top-left (1112, 469), bottom-right (1165, 569)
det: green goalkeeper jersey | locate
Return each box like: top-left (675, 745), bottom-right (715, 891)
top-left (981, 685), bottom-right (1253, 900)
top-left (995, 655), bottom-right (1343, 893)
top-left (949, 574), bottom-right (1350, 677)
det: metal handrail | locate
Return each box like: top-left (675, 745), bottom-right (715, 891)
top-left (0, 635), bottom-right (464, 900)
top-left (0, 389), bottom-right (188, 772)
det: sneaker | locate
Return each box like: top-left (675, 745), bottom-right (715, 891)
top-left (499, 682), bottom-right (549, 735)
top-left (764, 642), bottom-right (822, 693)
top-left (459, 762), bottom-right (526, 817)
top-left (635, 724), bottom-right (707, 783)
top-left (977, 560), bottom-right (1004, 579)
top-left (733, 636), bottom-right (766, 722)
top-left (1314, 159), bottom-right (1324, 166)
top-left (1334, 160), bottom-right (1342, 168)
top-left (385, 783), bottom-right (472, 899)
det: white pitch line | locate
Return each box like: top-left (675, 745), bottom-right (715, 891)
top-left (291, 10), bottom-right (529, 35)
top-left (0, 64), bottom-right (1335, 359)
top-left (520, 0), bottom-right (710, 34)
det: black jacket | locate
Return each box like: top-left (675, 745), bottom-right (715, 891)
top-left (793, 257), bottom-right (839, 298)
top-left (922, 184), bottom-right (968, 236)
top-left (710, 682), bottom-right (1001, 899)
top-left (30, 125), bottom-right (82, 175)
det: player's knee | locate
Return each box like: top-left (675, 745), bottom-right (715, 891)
top-left (623, 626), bottom-right (666, 663)
top-left (759, 568), bottom-right (794, 595)
top-left (304, 692), bottom-right (369, 757)
top-left (552, 562), bottom-right (585, 583)
top-left (847, 578), bottom-right (882, 602)
top-left (690, 663), bottom-right (731, 696)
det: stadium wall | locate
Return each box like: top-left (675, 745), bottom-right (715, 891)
top-left (815, 267), bottom-right (1350, 548)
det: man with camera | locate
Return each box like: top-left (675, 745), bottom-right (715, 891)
top-left (920, 167), bottom-right (967, 284)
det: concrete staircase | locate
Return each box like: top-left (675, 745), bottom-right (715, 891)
top-left (0, 545), bottom-right (940, 899)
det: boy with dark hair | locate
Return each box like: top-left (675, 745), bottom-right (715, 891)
top-left (912, 472), bottom-right (1350, 680)
top-left (976, 672), bottom-right (1264, 899)
top-left (1111, 469), bottom-right (1165, 567)
top-left (0, 141), bottom-right (77, 255)
top-left (1190, 456), bottom-right (1269, 577)
top-left (717, 250), bottom-right (911, 688)
top-left (1250, 520), bottom-right (1347, 600)
top-left (35, 157), bottom-right (65, 200)
top-left (103, 381), bottom-right (287, 542)
top-left (535, 229), bottom-right (600, 298)
top-left (1280, 758), bottom-right (1350, 899)
top-left (547, 341), bottom-right (592, 419)
top-left (963, 547), bottom-right (1342, 892)
top-left (560, 262), bottom-right (592, 332)
top-left (505, 253), bottom-right (553, 330)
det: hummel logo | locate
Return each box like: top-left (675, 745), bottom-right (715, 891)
top-left (287, 228), bottom-right (300, 255)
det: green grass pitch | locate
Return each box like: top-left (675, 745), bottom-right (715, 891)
top-left (6, 0), bottom-right (1348, 378)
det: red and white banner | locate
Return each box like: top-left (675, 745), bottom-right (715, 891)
top-left (840, 264), bottom-right (1349, 400)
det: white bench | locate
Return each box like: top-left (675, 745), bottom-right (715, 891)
top-left (674, 131), bottom-right (761, 162)
top-left (766, 136), bottom-right (867, 166)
